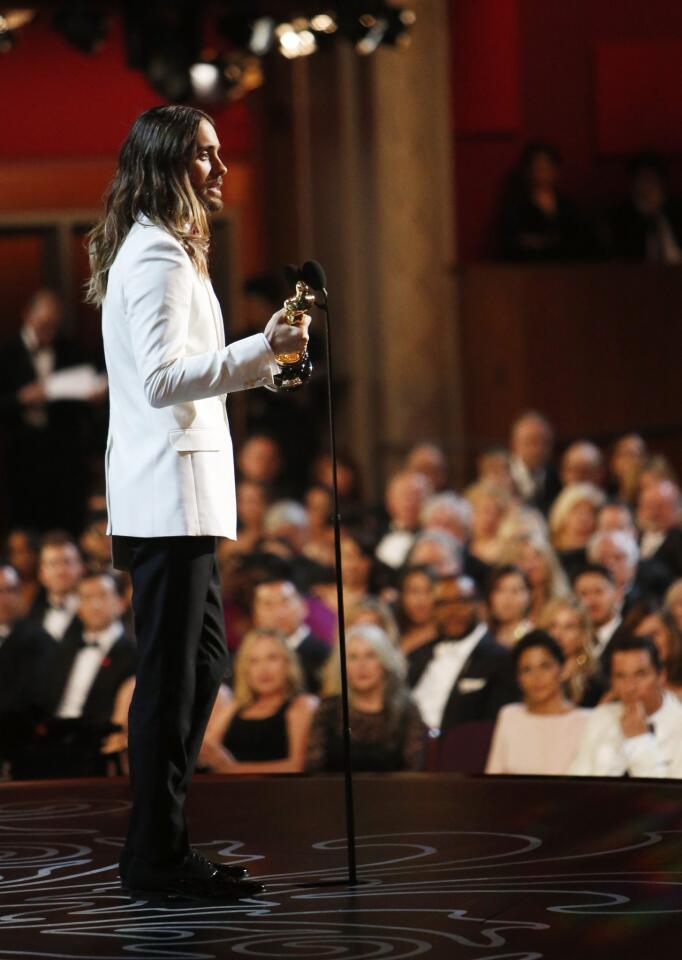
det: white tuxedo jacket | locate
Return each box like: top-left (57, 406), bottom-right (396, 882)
top-left (102, 216), bottom-right (278, 539)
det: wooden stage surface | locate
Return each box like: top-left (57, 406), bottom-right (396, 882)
top-left (0, 773), bottom-right (680, 959)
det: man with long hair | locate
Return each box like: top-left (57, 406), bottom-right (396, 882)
top-left (87, 105), bottom-right (308, 900)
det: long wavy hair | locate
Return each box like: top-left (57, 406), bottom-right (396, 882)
top-left (86, 105), bottom-right (214, 305)
top-left (232, 629), bottom-right (304, 711)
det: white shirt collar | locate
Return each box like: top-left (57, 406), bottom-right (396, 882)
top-left (286, 624), bottom-right (311, 652)
top-left (81, 621), bottom-right (124, 654)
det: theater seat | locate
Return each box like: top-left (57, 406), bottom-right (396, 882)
top-left (436, 720), bottom-right (496, 774)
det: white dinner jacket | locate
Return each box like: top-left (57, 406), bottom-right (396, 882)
top-left (102, 215), bottom-right (278, 539)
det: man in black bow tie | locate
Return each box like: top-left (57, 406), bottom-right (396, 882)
top-left (408, 576), bottom-right (517, 739)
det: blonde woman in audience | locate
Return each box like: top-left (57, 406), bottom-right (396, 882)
top-left (465, 482), bottom-right (512, 565)
top-left (548, 483), bottom-right (605, 576)
top-left (394, 565), bottom-right (438, 655)
top-left (500, 534), bottom-right (570, 622)
top-left (665, 579), bottom-right (682, 633)
top-left (345, 597), bottom-right (400, 648)
top-left (538, 597), bottom-right (604, 706)
top-left (486, 565), bottom-right (534, 647)
top-left (497, 504), bottom-right (548, 546)
top-left (486, 631), bottom-right (589, 775)
top-left (634, 608), bottom-right (682, 700)
top-left (199, 629), bottom-right (317, 773)
top-left (306, 623), bottom-right (425, 772)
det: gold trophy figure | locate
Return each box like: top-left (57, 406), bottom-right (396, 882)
top-left (268, 279), bottom-right (316, 391)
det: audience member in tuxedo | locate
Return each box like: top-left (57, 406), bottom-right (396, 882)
top-left (607, 152), bottom-right (682, 263)
top-left (405, 442), bottom-right (448, 493)
top-left (4, 528), bottom-right (40, 615)
top-left (466, 482), bottom-right (512, 566)
top-left (409, 576), bottom-right (517, 736)
top-left (485, 565), bottom-right (534, 648)
top-left (538, 597), bottom-right (604, 706)
top-left (252, 579), bottom-right (330, 694)
top-left (0, 564), bottom-right (55, 769)
top-left (560, 441), bottom-right (605, 489)
top-left (27, 532), bottom-right (83, 641)
top-left (570, 636), bottom-right (682, 778)
top-left (498, 141), bottom-right (593, 262)
top-left (395, 565), bottom-right (437, 655)
top-left (199, 629), bottom-right (317, 773)
top-left (508, 411), bottom-right (560, 514)
top-left (0, 289), bottom-right (96, 534)
top-left (500, 534), bottom-right (570, 623)
top-left (79, 510), bottom-right (112, 572)
top-left (420, 492), bottom-right (472, 544)
top-left (636, 479), bottom-right (682, 583)
top-left (15, 570), bottom-right (136, 779)
top-left (573, 564), bottom-right (623, 667)
top-left (345, 597), bottom-right (400, 648)
top-left (486, 631), bottom-right (589, 775)
top-left (307, 624), bottom-right (426, 773)
top-left (375, 470), bottom-right (432, 570)
top-left (405, 529), bottom-right (462, 579)
top-left (633, 608), bottom-right (682, 700)
top-left (608, 434), bottom-right (648, 505)
top-left (549, 483), bottom-right (605, 578)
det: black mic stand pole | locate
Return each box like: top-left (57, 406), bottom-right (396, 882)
top-left (316, 284), bottom-right (358, 886)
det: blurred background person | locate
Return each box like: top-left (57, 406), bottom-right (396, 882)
top-left (548, 482), bottom-right (605, 578)
top-left (538, 597), bottom-right (604, 706)
top-left (498, 141), bottom-right (592, 262)
top-left (633, 607), bottom-right (682, 699)
top-left (375, 470), bottom-right (432, 569)
top-left (607, 152), bottom-right (682, 262)
top-left (500, 534), bottom-right (570, 622)
top-left (572, 564), bottom-right (623, 666)
top-left (307, 623), bottom-right (425, 772)
top-left (404, 442), bottom-right (449, 492)
top-left (344, 597), bottom-right (400, 648)
top-left (4, 528), bottom-right (40, 614)
top-left (608, 434), bottom-right (648, 505)
top-left (560, 441), bottom-right (605, 489)
top-left (485, 565), bottom-right (534, 648)
top-left (200, 629), bottom-right (317, 774)
top-left (27, 532), bottom-right (83, 641)
top-left (394, 565), bottom-right (438, 655)
top-left (508, 411), bottom-right (560, 514)
top-left (636, 479), bottom-right (682, 582)
top-left (486, 631), bottom-right (589, 775)
top-left (466, 482), bottom-right (511, 566)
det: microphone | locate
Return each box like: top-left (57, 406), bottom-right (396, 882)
top-left (301, 259), bottom-right (328, 298)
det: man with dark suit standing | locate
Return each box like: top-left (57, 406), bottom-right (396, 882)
top-left (87, 106), bottom-right (308, 901)
top-left (0, 290), bottom-right (95, 535)
top-left (409, 576), bottom-right (517, 736)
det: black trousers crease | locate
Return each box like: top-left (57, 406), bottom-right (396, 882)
top-left (116, 535), bottom-right (228, 869)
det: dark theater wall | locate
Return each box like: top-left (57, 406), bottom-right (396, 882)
top-left (452, 0), bottom-right (682, 261)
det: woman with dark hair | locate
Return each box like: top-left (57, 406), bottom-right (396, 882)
top-left (306, 624), bottom-right (425, 772)
top-left (634, 608), bottom-right (682, 700)
top-left (486, 630), bottom-right (589, 775)
top-left (498, 140), bottom-right (591, 262)
top-left (485, 564), bottom-right (534, 647)
top-left (395, 564), bottom-right (438, 655)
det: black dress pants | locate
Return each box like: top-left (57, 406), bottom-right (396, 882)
top-left (117, 536), bottom-right (229, 870)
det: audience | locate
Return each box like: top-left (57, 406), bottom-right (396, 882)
top-left (375, 470), bottom-right (433, 569)
top-left (570, 636), bottom-right (682, 778)
top-left (394, 565), bottom-right (437, 655)
top-left (345, 597), bottom-right (400, 647)
top-left (200, 629), bottom-right (317, 773)
top-left (252, 579), bottom-right (330, 694)
top-left (548, 482), bottom-right (605, 577)
top-left (486, 631), bottom-right (589, 775)
top-left (538, 596), bottom-right (603, 706)
top-left (306, 624), bottom-right (425, 772)
top-left (466, 482), bottom-right (510, 566)
top-left (607, 152), bottom-right (682, 263)
top-left (4, 528), bottom-right (40, 614)
top-left (501, 534), bottom-right (570, 622)
top-left (508, 411), bottom-right (560, 513)
top-left (485, 564), bottom-right (534, 648)
top-left (409, 576), bottom-right (517, 736)
top-left (572, 564), bottom-right (623, 666)
top-left (608, 434), bottom-right (648, 505)
top-left (560, 442), bottom-right (605, 488)
top-left (636, 479), bottom-right (682, 581)
top-left (27, 532), bottom-right (83, 641)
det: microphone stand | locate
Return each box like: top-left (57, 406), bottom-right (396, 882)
top-left (316, 285), bottom-right (358, 886)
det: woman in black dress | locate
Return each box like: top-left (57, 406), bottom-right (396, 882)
top-left (306, 624), bottom-right (426, 773)
top-left (199, 629), bottom-right (317, 773)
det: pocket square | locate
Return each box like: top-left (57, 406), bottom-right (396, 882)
top-left (458, 677), bottom-right (487, 693)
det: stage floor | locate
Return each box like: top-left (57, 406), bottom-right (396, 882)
top-left (0, 773), bottom-right (680, 959)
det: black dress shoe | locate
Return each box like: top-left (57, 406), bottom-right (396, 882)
top-left (186, 847), bottom-right (249, 881)
top-left (124, 854), bottom-right (264, 902)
